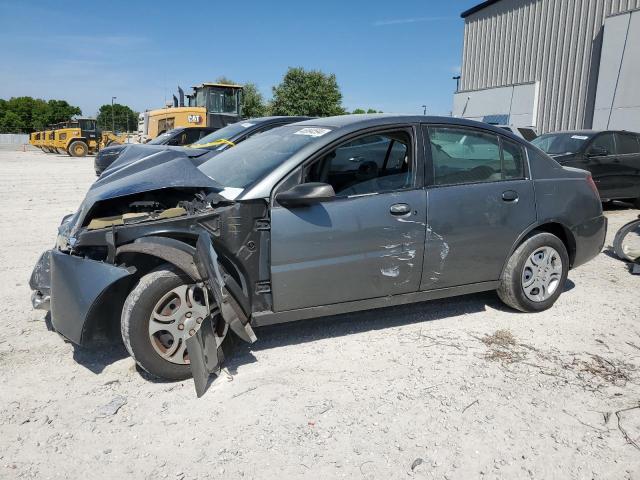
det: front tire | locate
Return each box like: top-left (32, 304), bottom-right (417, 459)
top-left (497, 232), bottom-right (569, 312)
top-left (68, 140), bottom-right (88, 157)
top-left (121, 266), bottom-right (226, 381)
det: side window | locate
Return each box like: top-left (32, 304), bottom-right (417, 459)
top-left (501, 138), bottom-right (526, 180)
top-left (615, 133), bottom-right (640, 155)
top-left (429, 127), bottom-right (502, 185)
top-left (182, 129), bottom-right (203, 145)
top-left (304, 131), bottom-right (412, 196)
top-left (588, 133), bottom-right (615, 155)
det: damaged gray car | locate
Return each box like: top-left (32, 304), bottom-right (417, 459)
top-left (30, 115), bottom-right (607, 396)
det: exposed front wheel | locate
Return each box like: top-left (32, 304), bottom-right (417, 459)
top-left (121, 266), bottom-right (228, 380)
top-left (497, 232), bottom-right (569, 312)
top-left (68, 141), bottom-right (88, 157)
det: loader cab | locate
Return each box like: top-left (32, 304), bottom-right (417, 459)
top-left (77, 118), bottom-right (98, 143)
top-left (188, 83), bottom-right (243, 129)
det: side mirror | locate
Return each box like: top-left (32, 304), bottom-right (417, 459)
top-left (587, 146), bottom-right (608, 157)
top-left (276, 182), bottom-right (336, 207)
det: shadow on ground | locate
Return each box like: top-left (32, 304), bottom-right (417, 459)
top-left (68, 280), bottom-right (577, 379)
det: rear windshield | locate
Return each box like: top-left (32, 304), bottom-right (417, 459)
top-left (531, 133), bottom-right (594, 155)
top-left (198, 125), bottom-right (332, 189)
top-left (148, 130), bottom-right (176, 145)
top-left (189, 121), bottom-right (258, 149)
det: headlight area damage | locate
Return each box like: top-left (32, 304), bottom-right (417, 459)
top-left (30, 188), bottom-right (270, 397)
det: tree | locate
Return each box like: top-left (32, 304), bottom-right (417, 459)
top-left (270, 67), bottom-right (345, 117)
top-left (352, 108), bottom-right (366, 114)
top-left (215, 76), bottom-right (238, 85)
top-left (96, 103), bottom-right (138, 132)
top-left (0, 96), bottom-right (81, 133)
top-left (242, 83), bottom-right (268, 118)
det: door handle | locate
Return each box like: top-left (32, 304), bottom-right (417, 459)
top-left (390, 203), bottom-right (411, 215)
top-left (501, 190), bottom-right (519, 202)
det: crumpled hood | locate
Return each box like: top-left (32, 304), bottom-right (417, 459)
top-left (68, 152), bottom-right (223, 235)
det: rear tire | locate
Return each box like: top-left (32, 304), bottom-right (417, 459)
top-left (497, 232), bottom-right (569, 312)
top-left (68, 140), bottom-right (88, 157)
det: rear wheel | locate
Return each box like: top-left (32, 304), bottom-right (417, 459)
top-left (497, 232), bottom-right (569, 312)
top-left (121, 266), bottom-right (228, 380)
top-left (68, 141), bottom-right (88, 157)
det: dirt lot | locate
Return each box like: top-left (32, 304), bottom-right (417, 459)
top-left (1, 149), bottom-right (639, 479)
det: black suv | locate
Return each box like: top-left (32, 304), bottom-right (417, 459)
top-left (532, 130), bottom-right (640, 207)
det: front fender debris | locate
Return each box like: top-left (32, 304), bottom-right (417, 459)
top-left (188, 233), bottom-right (257, 396)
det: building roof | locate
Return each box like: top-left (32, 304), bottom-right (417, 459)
top-left (461, 0), bottom-right (503, 18)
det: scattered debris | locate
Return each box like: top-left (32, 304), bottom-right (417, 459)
top-left (481, 329), bottom-right (516, 348)
top-left (410, 458), bottom-right (424, 471)
top-left (231, 386), bottom-right (257, 398)
top-left (570, 355), bottom-right (631, 386)
top-left (615, 403), bottom-right (640, 451)
top-left (480, 329), bottom-right (525, 363)
top-left (462, 399), bottom-right (479, 414)
top-left (95, 395), bottom-right (127, 418)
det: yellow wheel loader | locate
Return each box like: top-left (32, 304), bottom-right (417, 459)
top-left (138, 83), bottom-right (243, 141)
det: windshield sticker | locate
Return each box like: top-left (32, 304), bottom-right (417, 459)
top-left (294, 127), bottom-right (331, 137)
top-left (571, 135), bottom-right (589, 140)
top-left (241, 123), bottom-right (255, 128)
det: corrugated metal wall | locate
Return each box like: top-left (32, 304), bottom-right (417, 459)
top-left (460, 0), bottom-right (640, 132)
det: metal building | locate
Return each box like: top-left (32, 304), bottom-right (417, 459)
top-left (453, 0), bottom-right (640, 133)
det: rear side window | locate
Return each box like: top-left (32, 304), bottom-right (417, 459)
top-left (501, 138), bottom-right (526, 180)
top-left (588, 133), bottom-right (615, 155)
top-left (615, 133), bottom-right (640, 155)
top-left (428, 126), bottom-right (524, 185)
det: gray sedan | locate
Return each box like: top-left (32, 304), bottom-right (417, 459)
top-left (30, 115), bottom-right (606, 395)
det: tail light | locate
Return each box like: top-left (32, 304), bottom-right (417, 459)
top-left (586, 175), bottom-right (599, 196)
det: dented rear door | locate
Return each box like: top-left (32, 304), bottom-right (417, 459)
top-left (270, 190), bottom-right (427, 311)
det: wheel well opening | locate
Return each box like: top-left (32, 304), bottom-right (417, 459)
top-left (532, 223), bottom-right (576, 267)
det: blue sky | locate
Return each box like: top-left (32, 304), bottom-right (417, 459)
top-left (0, 0), bottom-right (479, 117)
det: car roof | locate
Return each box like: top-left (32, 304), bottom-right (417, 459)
top-left (541, 129), bottom-right (640, 136)
top-left (292, 114), bottom-right (527, 139)
top-left (243, 116), bottom-right (313, 124)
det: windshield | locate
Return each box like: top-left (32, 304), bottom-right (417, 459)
top-left (198, 125), bottom-right (332, 189)
top-left (189, 121), bottom-right (257, 149)
top-left (531, 133), bottom-right (594, 155)
top-left (148, 130), bottom-right (176, 145)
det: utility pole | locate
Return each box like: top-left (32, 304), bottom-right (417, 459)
top-left (422, 105), bottom-right (427, 115)
top-left (111, 96), bottom-right (117, 132)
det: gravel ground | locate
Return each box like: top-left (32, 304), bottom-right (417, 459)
top-left (1, 150), bottom-right (639, 480)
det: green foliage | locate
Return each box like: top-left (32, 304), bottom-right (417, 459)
top-left (351, 108), bottom-right (382, 114)
top-left (270, 67), bottom-right (345, 117)
top-left (241, 83), bottom-right (268, 118)
top-left (96, 103), bottom-right (139, 132)
top-left (0, 97), bottom-right (81, 133)
top-left (215, 76), bottom-right (238, 86)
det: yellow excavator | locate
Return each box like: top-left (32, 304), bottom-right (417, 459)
top-left (138, 83), bottom-right (243, 141)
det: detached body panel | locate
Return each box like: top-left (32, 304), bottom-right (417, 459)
top-left (49, 250), bottom-right (135, 344)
